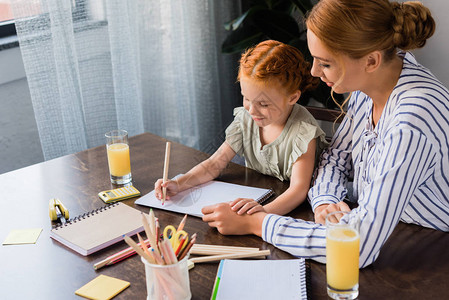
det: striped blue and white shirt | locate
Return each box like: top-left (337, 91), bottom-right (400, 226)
top-left (262, 52), bottom-right (449, 267)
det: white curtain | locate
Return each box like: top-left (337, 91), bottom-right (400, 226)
top-left (10, 0), bottom-right (240, 160)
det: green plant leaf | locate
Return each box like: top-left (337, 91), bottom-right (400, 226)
top-left (251, 9), bottom-right (300, 43)
top-left (290, 0), bottom-right (314, 15)
top-left (289, 36), bottom-right (312, 61)
top-left (224, 10), bottom-right (249, 31)
top-left (271, 0), bottom-right (296, 13)
top-left (221, 0), bottom-right (340, 110)
top-left (221, 25), bottom-right (264, 54)
top-left (224, 6), bottom-right (264, 31)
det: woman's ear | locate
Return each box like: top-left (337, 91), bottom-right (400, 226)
top-left (288, 90), bottom-right (302, 104)
top-left (365, 51), bottom-right (382, 73)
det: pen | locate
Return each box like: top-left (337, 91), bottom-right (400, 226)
top-left (162, 141), bottom-right (171, 205)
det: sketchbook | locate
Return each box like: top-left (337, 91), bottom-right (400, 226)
top-left (211, 259), bottom-right (308, 300)
top-left (135, 176), bottom-right (274, 217)
top-left (50, 202), bottom-right (144, 256)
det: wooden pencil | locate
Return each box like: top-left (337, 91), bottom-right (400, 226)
top-left (123, 235), bottom-right (155, 264)
top-left (142, 211), bottom-right (160, 258)
top-left (178, 233), bottom-right (196, 261)
top-left (177, 214), bottom-right (187, 232)
top-left (162, 141), bottom-right (171, 204)
top-left (190, 244), bottom-right (260, 255)
top-left (189, 249), bottom-right (270, 263)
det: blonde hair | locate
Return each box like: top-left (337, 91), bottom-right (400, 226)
top-left (305, 0), bottom-right (435, 115)
top-left (238, 40), bottom-right (319, 96)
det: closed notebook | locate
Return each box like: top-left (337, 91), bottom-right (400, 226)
top-left (50, 202), bottom-right (144, 256)
top-left (135, 175), bottom-right (274, 217)
top-left (211, 259), bottom-right (308, 300)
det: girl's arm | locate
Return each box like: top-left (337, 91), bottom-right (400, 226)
top-left (230, 139), bottom-right (316, 215)
top-left (154, 142), bottom-right (236, 200)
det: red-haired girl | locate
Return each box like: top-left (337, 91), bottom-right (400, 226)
top-left (155, 40), bottom-right (326, 216)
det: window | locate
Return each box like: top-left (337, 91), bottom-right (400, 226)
top-left (0, 0), bottom-right (13, 22)
top-left (0, 0), bottom-right (16, 38)
top-left (0, 0), bottom-right (106, 40)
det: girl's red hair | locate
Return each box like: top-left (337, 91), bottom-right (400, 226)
top-left (238, 40), bottom-right (319, 95)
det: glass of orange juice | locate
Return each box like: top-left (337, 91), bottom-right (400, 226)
top-left (105, 130), bottom-right (132, 185)
top-left (326, 211), bottom-right (360, 300)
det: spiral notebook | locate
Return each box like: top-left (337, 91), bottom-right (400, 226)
top-left (211, 259), bottom-right (308, 300)
top-left (135, 176), bottom-right (274, 217)
top-left (50, 202), bottom-right (144, 256)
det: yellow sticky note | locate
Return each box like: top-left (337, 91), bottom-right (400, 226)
top-left (3, 228), bottom-right (43, 245)
top-left (75, 274), bottom-right (130, 300)
top-left (188, 259), bottom-right (195, 270)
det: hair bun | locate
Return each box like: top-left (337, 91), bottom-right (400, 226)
top-left (391, 1), bottom-right (435, 50)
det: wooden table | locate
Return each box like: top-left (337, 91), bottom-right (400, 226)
top-left (1, 132), bottom-right (448, 299)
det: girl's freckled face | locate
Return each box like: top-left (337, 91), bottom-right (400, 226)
top-left (240, 78), bottom-right (292, 128)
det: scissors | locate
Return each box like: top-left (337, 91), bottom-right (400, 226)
top-left (163, 225), bottom-right (189, 250)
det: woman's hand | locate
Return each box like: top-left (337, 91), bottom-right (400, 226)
top-left (154, 178), bottom-right (180, 200)
top-left (201, 202), bottom-right (266, 236)
top-left (230, 198), bottom-right (266, 215)
top-left (314, 201), bottom-right (351, 224)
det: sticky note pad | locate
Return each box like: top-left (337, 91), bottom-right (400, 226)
top-left (3, 228), bottom-right (42, 245)
top-left (188, 259), bottom-right (194, 270)
top-left (75, 274), bottom-right (130, 300)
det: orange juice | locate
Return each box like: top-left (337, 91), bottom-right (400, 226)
top-left (326, 227), bottom-right (359, 290)
top-left (107, 143), bottom-right (131, 177)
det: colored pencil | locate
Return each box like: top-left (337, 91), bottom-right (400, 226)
top-left (176, 214), bottom-right (187, 232)
top-left (93, 238), bottom-right (150, 270)
top-left (178, 233), bottom-right (196, 261)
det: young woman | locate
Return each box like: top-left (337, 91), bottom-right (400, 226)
top-left (202, 0), bottom-right (449, 268)
top-left (154, 40), bottom-right (326, 216)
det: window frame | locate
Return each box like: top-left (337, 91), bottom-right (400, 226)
top-left (0, 0), bottom-right (92, 40)
top-left (0, 20), bottom-right (17, 38)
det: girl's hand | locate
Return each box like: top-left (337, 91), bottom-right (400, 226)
top-left (230, 198), bottom-right (266, 215)
top-left (314, 201), bottom-right (351, 224)
top-left (154, 178), bottom-right (180, 201)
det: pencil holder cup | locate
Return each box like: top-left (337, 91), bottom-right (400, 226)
top-left (142, 256), bottom-right (191, 300)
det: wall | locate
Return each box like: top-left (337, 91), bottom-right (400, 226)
top-left (411, 0), bottom-right (449, 85)
top-left (1, 0), bottom-right (448, 174)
